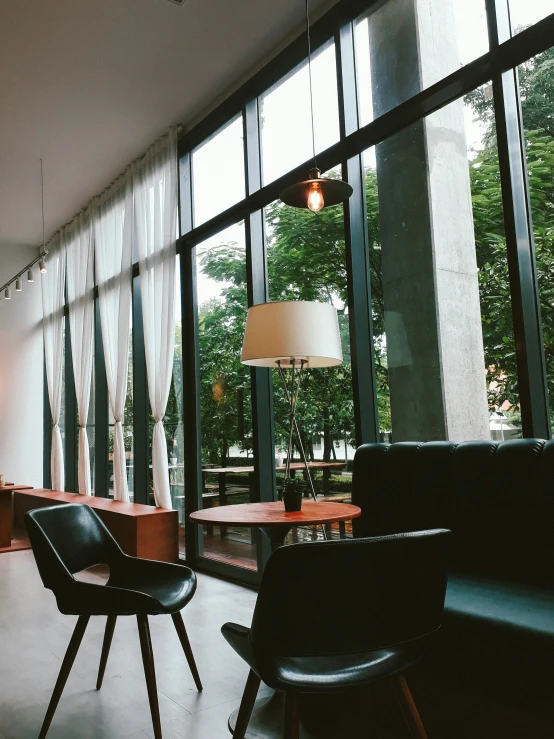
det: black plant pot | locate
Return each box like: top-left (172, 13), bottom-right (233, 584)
top-left (283, 491), bottom-right (303, 512)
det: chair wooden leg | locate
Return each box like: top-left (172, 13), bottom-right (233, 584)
top-left (392, 674), bottom-right (428, 739)
top-left (284, 692), bottom-right (300, 739)
top-left (96, 615), bottom-right (117, 689)
top-left (233, 669), bottom-right (261, 739)
top-left (137, 614), bottom-right (162, 739)
top-left (171, 611), bottom-right (203, 692)
top-left (38, 615), bottom-right (90, 739)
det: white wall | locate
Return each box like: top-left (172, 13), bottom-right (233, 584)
top-left (0, 247), bottom-right (44, 487)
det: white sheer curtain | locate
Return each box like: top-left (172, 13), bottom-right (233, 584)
top-left (65, 210), bottom-right (95, 495)
top-left (41, 238), bottom-right (66, 491)
top-left (94, 175), bottom-right (133, 502)
top-left (133, 130), bottom-right (178, 509)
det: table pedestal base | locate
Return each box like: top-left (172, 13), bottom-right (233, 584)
top-left (228, 689), bottom-right (385, 738)
top-left (259, 527), bottom-right (292, 551)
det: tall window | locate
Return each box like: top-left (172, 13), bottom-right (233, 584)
top-left (260, 41), bottom-right (340, 184)
top-left (517, 48), bottom-right (554, 427)
top-left (363, 85), bottom-right (520, 441)
top-left (194, 224), bottom-right (258, 570)
top-left (169, 257), bottom-right (185, 552)
top-left (355, 1), bottom-right (489, 125)
top-left (265, 174), bottom-right (355, 541)
top-left (192, 116), bottom-right (245, 226)
top-left (108, 327), bottom-right (133, 499)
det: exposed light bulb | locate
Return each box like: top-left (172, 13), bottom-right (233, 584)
top-left (15, 277), bottom-right (22, 291)
top-left (5, 287), bottom-right (11, 300)
top-left (39, 258), bottom-right (47, 273)
top-left (307, 182), bottom-right (324, 213)
top-left (28, 268), bottom-right (34, 283)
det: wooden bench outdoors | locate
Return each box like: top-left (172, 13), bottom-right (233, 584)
top-left (13, 489), bottom-right (179, 564)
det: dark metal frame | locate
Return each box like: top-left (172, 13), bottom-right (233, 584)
top-left (45, 0), bottom-right (554, 585)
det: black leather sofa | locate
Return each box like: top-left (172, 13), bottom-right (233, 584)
top-left (352, 439), bottom-right (554, 709)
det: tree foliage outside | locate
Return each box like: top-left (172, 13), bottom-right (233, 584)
top-left (466, 47), bottom-right (554, 419)
top-left (194, 46), bottom-right (554, 467)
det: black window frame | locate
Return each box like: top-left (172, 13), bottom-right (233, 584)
top-left (44, 0), bottom-right (554, 586)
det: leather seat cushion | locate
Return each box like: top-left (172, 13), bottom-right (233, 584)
top-left (429, 575), bottom-right (554, 704)
top-left (222, 622), bottom-right (430, 693)
top-left (108, 558), bottom-right (196, 614)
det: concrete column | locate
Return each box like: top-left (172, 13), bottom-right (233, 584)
top-left (368, 0), bottom-right (490, 441)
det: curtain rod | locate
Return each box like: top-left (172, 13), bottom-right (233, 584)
top-left (0, 250), bottom-right (49, 295)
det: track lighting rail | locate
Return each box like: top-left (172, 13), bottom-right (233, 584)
top-left (0, 250), bottom-right (48, 297)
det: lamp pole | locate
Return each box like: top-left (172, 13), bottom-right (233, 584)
top-left (276, 358), bottom-right (318, 504)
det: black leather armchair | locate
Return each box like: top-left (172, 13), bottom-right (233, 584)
top-left (25, 503), bottom-right (202, 739)
top-left (222, 529), bottom-right (451, 739)
top-left (352, 439), bottom-right (554, 708)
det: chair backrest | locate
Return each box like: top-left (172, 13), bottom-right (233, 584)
top-left (25, 504), bottom-right (122, 592)
top-left (250, 529), bottom-right (450, 658)
top-left (351, 439), bottom-right (554, 587)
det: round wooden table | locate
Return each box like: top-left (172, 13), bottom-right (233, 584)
top-left (190, 500), bottom-right (363, 738)
top-left (189, 500), bottom-right (361, 550)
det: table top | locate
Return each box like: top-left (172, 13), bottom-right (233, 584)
top-left (189, 500), bottom-right (361, 527)
top-left (204, 462), bottom-right (346, 475)
top-left (0, 483), bottom-right (32, 493)
top-left (15, 489), bottom-right (176, 518)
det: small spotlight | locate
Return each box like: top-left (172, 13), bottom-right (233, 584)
top-left (27, 268), bottom-right (34, 283)
top-left (5, 287), bottom-right (11, 300)
top-left (15, 278), bottom-right (22, 291)
top-left (39, 258), bottom-right (47, 274)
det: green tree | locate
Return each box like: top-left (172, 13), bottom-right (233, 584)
top-left (466, 47), bottom-right (554, 417)
top-left (197, 241), bottom-right (253, 465)
top-left (196, 46), bottom-right (554, 457)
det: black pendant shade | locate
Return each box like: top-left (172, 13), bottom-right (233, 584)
top-left (279, 168), bottom-right (353, 211)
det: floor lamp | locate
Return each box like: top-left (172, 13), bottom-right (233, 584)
top-left (241, 301), bottom-right (343, 504)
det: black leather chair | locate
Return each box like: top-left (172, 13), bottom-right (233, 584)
top-left (25, 503), bottom-right (202, 739)
top-left (222, 529), bottom-right (451, 739)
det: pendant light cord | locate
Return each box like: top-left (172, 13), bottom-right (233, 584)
top-left (306, 0), bottom-right (317, 168)
top-left (40, 158), bottom-right (45, 251)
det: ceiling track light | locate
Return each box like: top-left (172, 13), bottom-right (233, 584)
top-left (0, 162), bottom-right (49, 297)
top-left (279, 0), bottom-right (352, 211)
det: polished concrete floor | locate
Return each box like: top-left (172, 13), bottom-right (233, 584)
top-left (0, 550), bottom-right (265, 739)
top-left (1, 550), bottom-right (553, 739)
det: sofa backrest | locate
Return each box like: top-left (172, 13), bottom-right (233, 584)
top-left (352, 439), bottom-right (554, 587)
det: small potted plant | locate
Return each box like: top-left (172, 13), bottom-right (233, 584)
top-left (281, 477), bottom-right (306, 512)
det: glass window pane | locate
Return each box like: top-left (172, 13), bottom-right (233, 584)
top-left (518, 49), bottom-right (554, 429)
top-left (355, 1), bottom-right (489, 126)
top-left (195, 223), bottom-right (258, 571)
top-left (265, 176), bottom-right (356, 542)
top-left (363, 84), bottom-right (520, 441)
top-left (108, 324), bottom-right (133, 500)
top-left (192, 116), bottom-right (245, 227)
top-left (59, 318), bottom-right (66, 476)
top-left (169, 256), bottom-right (185, 555)
top-left (260, 41), bottom-right (340, 185)
top-left (88, 335), bottom-right (95, 493)
top-left (509, 0), bottom-right (553, 33)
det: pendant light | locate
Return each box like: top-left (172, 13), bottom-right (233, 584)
top-left (279, 0), bottom-right (352, 212)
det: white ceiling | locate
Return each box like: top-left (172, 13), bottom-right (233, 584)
top-left (0, 0), bottom-right (336, 250)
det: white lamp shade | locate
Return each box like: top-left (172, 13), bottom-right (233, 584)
top-left (241, 301), bottom-right (343, 368)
